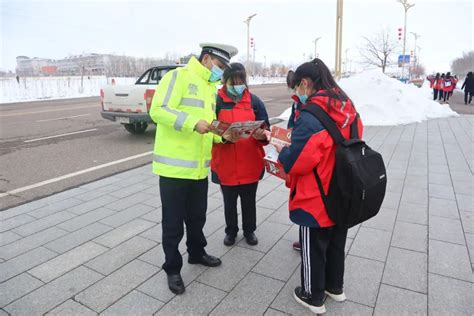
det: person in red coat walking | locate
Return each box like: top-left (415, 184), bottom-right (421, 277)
top-left (276, 59), bottom-right (363, 314)
top-left (211, 63), bottom-right (270, 246)
top-left (432, 73), bottom-right (442, 100)
top-left (443, 72), bottom-right (454, 102)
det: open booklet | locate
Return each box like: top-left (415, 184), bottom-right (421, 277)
top-left (263, 126), bottom-right (292, 180)
top-left (210, 120), bottom-right (265, 140)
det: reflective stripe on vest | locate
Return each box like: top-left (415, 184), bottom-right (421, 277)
top-left (162, 106), bottom-right (188, 131)
top-left (181, 98), bottom-right (204, 108)
top-left (161, 71), bottom-right (187, 131)
top-left (205, 160), bottom-right (211, 168)
top-left (154, 155), bottom-right (199, 168)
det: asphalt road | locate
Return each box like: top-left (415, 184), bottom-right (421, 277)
top-left (0, 84), bottom-right (291, 209)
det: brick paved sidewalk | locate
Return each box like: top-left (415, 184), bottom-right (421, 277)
top-left (0, 115), bottom-right (472, 315)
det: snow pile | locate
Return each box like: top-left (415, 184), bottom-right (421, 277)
top-left (338, 70), bottom-right (458, 126)
top-left (0, 76), bottom-right (136, 103)
top-left (276, 70), bottom-right (458, 125)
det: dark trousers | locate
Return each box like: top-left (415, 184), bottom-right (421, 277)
top-left (465, 91), bottom-right (473, 104)
top-left (433, 89), bottom-right (439, 100)
top-left (438, 90), bottom-right (444, 101)
top-left (221, 182), bottom-right (258, 237)
top-left (160, 176), bottom-right (208, 275)
top-left (300, 225), bottom-right (348, 301)
top-left (444, 90), bottom-right (450, 102)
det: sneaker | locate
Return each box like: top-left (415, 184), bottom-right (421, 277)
top-left (293, 241), bottom-right (301, 251)
top-left (325, 288), bottom-right (346, 302)
top-left (293, 286), bottom-right (326, 314)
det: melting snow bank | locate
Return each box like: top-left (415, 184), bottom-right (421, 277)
top-left (0, 76), bottom-right (136, 104)
top-left (338, 70), bottom-right (458, 126)
top-left (277, 70), bottom-right (458, 126)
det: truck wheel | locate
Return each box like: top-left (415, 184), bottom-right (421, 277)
top-left (123, 122), bottom-right (148, 134)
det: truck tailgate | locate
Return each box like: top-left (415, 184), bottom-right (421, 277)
top-left (103, 84), bottom-right (153, 113)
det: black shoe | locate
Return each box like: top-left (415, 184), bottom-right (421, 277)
top-left (224, 234), bottom-right (236, 246)
top-left (244, 233), bottom-right (258, 245)
top-left (167, 274), bottom-right (185, 295)
top-left (293, 286), bottom-right (326, 314)
top-left (188, 254), bottom-right (222, 267)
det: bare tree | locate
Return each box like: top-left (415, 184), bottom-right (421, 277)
top-left (359, 29), bottom-right (399, 73)
top-left (410, 64), bottom-right (426, 78)
top-left (451, 51), bottom-right (474, 76)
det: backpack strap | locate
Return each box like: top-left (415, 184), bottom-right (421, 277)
top-left (350, 113), bottom-right (360, 139)
top-left (303, 103), bottom-right (345, 144)
top-left (313, 168), bottom-right (329, 210)
top-left (250, 93), bottom-right (259, 116)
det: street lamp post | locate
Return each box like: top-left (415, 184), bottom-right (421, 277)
top-left (313, 37), bottom-right (321, 59)
top-left (344, 48), bottom-right (350, 74)
top-left (244, 14), bottom-right (257, 70)
top-left (397, 0), bottom-right (415, 81)
top-left (410, 32), bottom-right (420, 68)
top-left (416, 45), bottom-right (422, 67)
top-left (335, 0), bottom-right (343, 80)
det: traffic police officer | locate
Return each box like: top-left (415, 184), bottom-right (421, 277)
top-left (149, 43), bottom-right (238, 295)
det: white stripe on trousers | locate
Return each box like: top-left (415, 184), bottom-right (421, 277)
top-left (301, 226), bottom-right (311, 294)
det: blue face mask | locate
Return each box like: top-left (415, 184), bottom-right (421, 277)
top-left (296, 91), bottom-right (308, 104)
top-left (296, 84), bottom-right (308, 104)
top-left (209, 60), bottom-right (224, 82)
top-left (227, 84), bottom-right (246, 96)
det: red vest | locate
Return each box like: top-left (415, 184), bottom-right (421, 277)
top-left (443, 78), bottom-right (453, 92)
top-left (211, 89), bottom-right (265, 186)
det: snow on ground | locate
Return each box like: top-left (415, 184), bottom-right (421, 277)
top-left (0, 76), bottom-right (137, 103)
top-left (0, 75), bottom-right (285, 104)
top-left (277, 70), bottom-right (458, 126)
top-left (338, 70), bottom-right (458, 125)
top-left (278, 70), bottom-right (458, 126)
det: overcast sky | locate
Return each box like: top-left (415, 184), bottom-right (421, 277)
top-left (1, 0), bottom-right (472, 74)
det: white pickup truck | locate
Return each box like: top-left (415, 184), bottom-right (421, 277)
top-left (100, 65), bottom-right (183, 134)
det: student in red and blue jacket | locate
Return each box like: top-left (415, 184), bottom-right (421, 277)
top-left (275, 59), bottom-right (363, 314)
top-left (211, 63), bottom-right (270, 247)
top-left (286, 70), bottom-right (304, 252)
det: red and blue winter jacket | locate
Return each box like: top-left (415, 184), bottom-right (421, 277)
top-left (278, 91), bottom-right (363, 228)
top-left (287, 95), bottom-right (303, 129)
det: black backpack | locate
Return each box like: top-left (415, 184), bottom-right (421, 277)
top-left (303, 102), bottom-right (387, 228)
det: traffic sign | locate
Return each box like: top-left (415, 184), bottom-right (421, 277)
top-left (398, 55), bottom-right (410, 67)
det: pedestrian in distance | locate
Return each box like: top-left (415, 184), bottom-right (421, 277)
top-left (461, 71), bottom-right (474, 105)
top-left (443, 72), bottom-right (454, 103)
top-left (275, 58), bottom-right (364, 314)
top-left (211, 62), bottom-right (270, 247)
top-left (149, 42), bottom-right (238, 295)
top-left (432, 73), bottom-right (441, 101)
top-left (438, 73), bottom-right (445, 101)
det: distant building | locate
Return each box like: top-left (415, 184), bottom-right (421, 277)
top-left (16, 54), bottom-right (111, 76)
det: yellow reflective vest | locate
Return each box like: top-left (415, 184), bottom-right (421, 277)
top-left (150, 56), bottom-right (222, 180)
